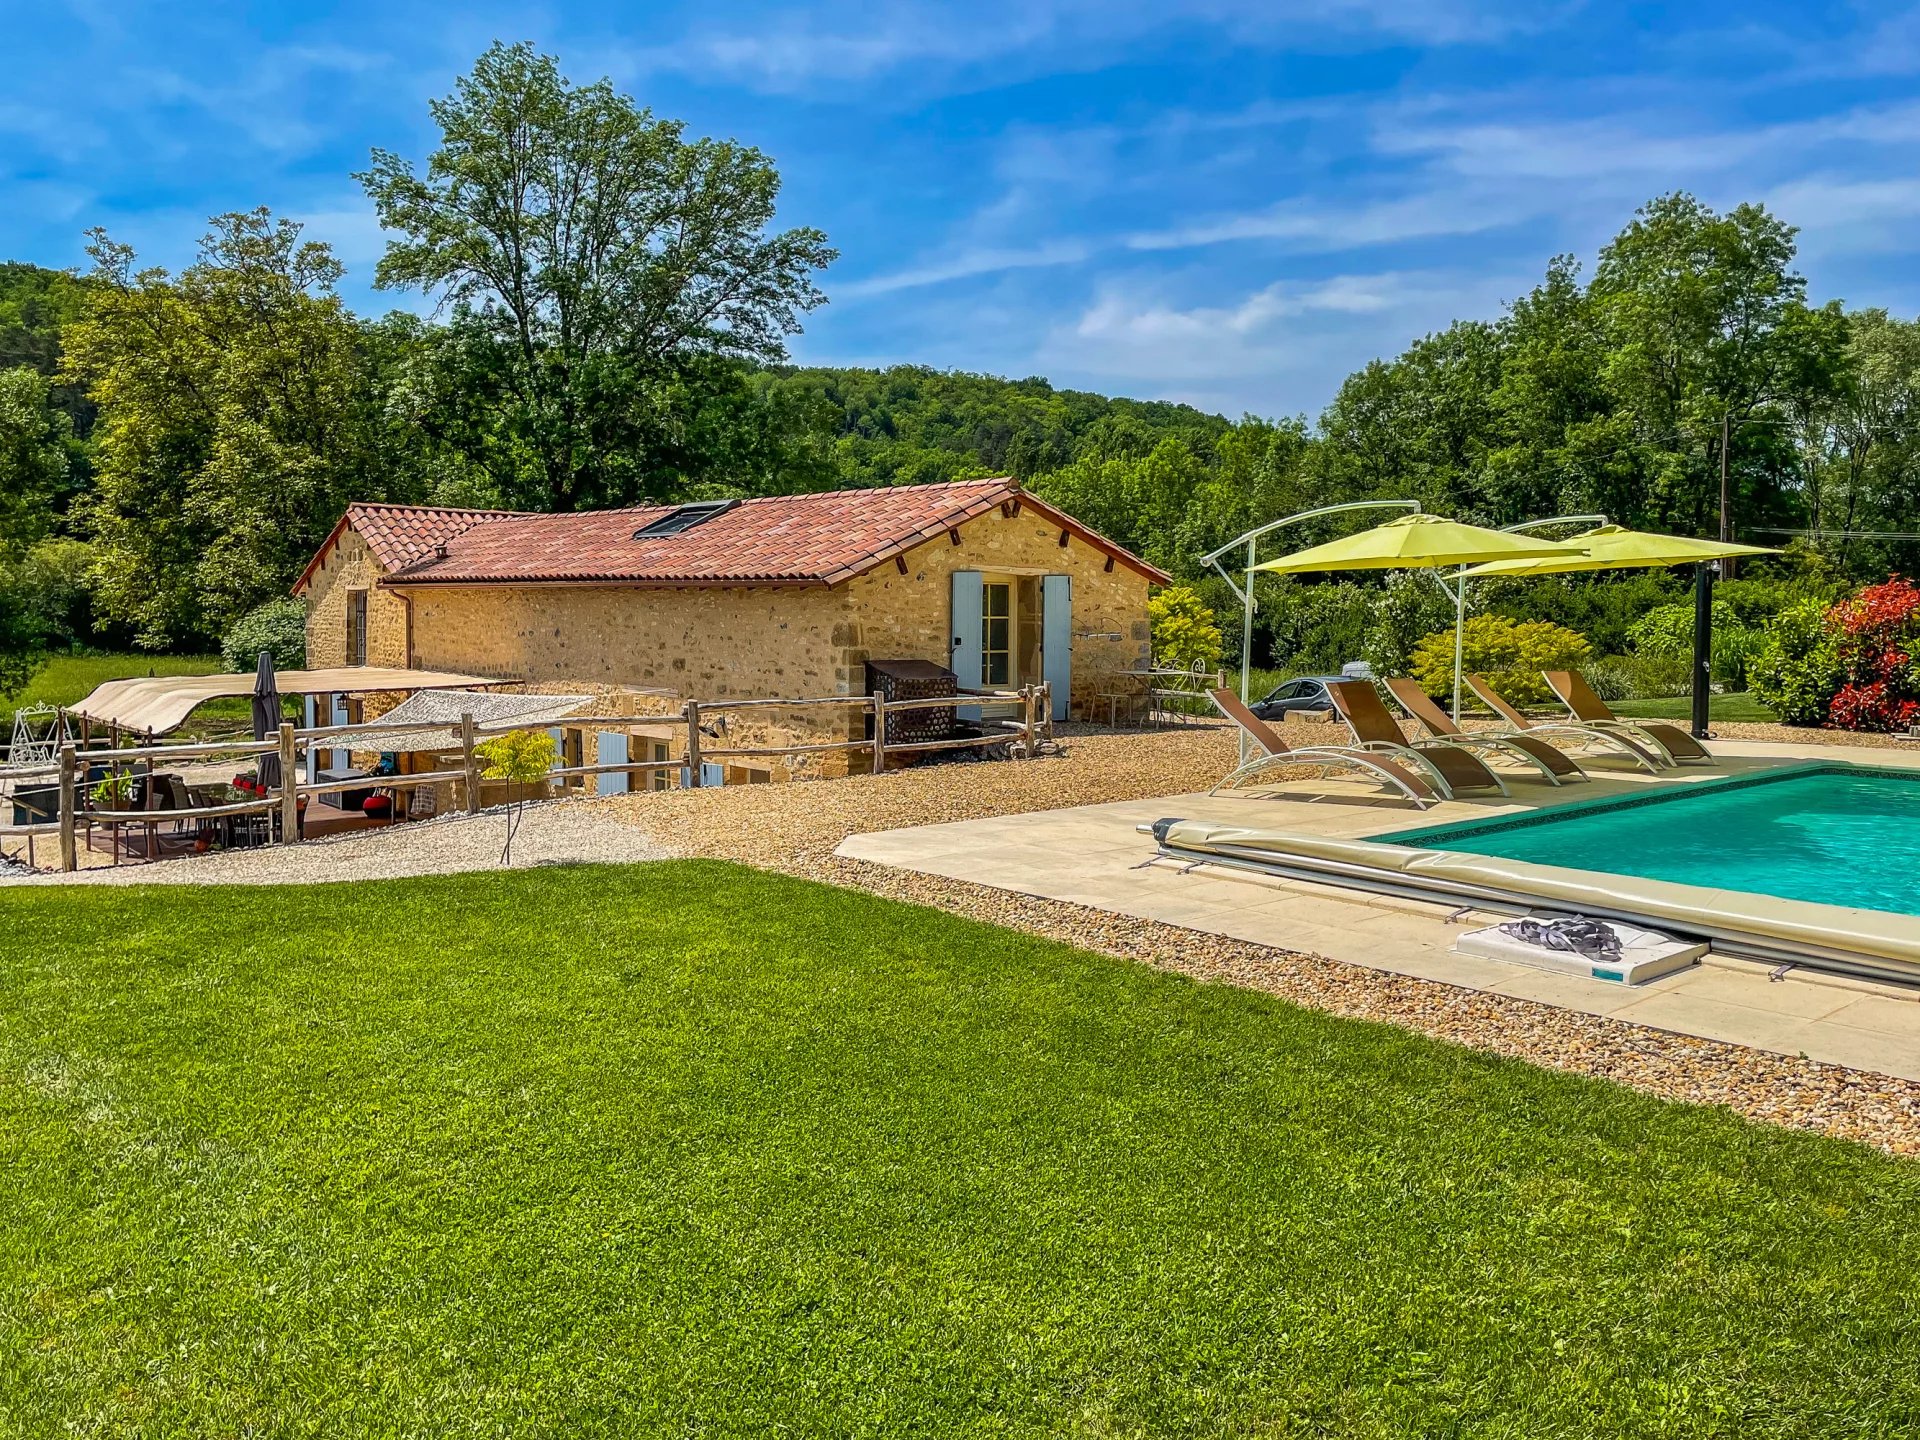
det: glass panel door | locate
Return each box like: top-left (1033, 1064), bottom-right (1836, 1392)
top-left (981, 581), bottom-right (1012, 686)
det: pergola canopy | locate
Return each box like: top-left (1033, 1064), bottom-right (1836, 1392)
top-left (68, 667), bottom-right (503, 737)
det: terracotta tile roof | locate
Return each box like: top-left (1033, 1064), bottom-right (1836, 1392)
top-left (322, 479), bottom-right (1169, 588)
top-left (349, 503), bottom-right (520, 572)
top-left (293, 502), bottom-right (520, 593)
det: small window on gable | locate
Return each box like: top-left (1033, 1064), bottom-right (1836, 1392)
top-left (632, 499), bottom-right (739, 540)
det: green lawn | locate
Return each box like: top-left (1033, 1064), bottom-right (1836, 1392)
top-left (1609, 691), bottom-right (1779, 723)
top-left (4, 863), bottom-right (1916, 1436)
top-left (2, 652), bottom-right (223, 709)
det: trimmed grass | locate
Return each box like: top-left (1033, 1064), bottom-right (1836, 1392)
top-left (2, 652), bottom-right (222, 710)
top-left (4, 863), bottom-right (1917, 1436)
top-left (1610, 691), bottom-right (1778, 723)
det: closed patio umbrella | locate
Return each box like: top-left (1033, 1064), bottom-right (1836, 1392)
top-left (251, 651), bottom-right (283, 795)
top-left (1255, 514), bottom-right (1588, 720)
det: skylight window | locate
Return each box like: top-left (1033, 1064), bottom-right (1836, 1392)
top-left (632, 499), bottom-right (739, 540)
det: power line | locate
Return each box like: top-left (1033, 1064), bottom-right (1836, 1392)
top-left (1754, 527), bottom-right (1920, 540)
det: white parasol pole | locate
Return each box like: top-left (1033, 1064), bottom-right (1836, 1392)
top-left (1201, 499), bottom-right (1421, 765)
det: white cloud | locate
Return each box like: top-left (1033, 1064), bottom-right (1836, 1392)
top-left (288, 197), bottom-right (396, 270)
top-left (1039, 270), bottom-right (1522, 399)
top-left (836, 240), bottom-right (1094, 299)
top-left (625, 0), bottom-right (1559, 94)
top-left (1124, 189), bottom-right (1525, 255)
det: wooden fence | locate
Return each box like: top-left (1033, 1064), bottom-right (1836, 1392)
top-left (2, 683), bottom-right (1051, 872)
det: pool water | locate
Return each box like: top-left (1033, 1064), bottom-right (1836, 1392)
top-left (1381, 765), bottom-right (1920, 917)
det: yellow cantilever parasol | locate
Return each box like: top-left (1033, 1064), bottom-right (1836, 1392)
top-left (1254, 513), bottom-right (1589, 720)
top-left (1253, 512), bottom-right (1586, 574)
top-left (1454, 524), bottom-right (1779, 578)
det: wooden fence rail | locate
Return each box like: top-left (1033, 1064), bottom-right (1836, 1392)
top-left (19, 680), bottom-right (1055, 872)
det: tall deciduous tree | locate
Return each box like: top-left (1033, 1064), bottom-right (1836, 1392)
top-left (1590, 192), bottom-right (1832, 533)
top-left (0, 365), bottom-right (74, 692)
top-left (359, 42), bottom-right (836, 511)
top-left (62, 211), bottom-right (393, 647)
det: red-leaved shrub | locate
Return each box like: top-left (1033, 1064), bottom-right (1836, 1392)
top-left (1824, 577), bottom-right (1920, 731)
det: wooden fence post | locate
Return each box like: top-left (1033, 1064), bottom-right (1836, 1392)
top-left (278, 722), bottom-right (299, 843)
top-left (460, 713), bottom-right (483, 813)
top-left (870, 690), bottom-right (888, 775)
top-left (57, 743), bottom-right (77, 873)
top-left (684, 700), bottom-right (703, 787)
top-left (1021, 685), bottom-right (1037, 758)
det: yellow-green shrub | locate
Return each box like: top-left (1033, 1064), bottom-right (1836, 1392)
top-left (1148, 585), bottom-right (1224, 671)
top-left (1408, 615), bottom-right (1591, 706)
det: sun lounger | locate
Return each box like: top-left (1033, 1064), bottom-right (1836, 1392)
top-left (1323, 680), bottom-right (1512, 797)
top-left (1381, 677), bottom-right (1588, 784)
top-left (1206, 688), bottom-right (1440, 807)
top-left (1541, 670), bottom-right (1714, 765)
top-left (1465, 674), bottom-right (1667, 772)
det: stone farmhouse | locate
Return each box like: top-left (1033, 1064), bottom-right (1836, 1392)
top-left (294, 478), bottom-right (1169, 780)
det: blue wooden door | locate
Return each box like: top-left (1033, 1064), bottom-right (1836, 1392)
top-left (950, 569), bottom-right (983, 720)
top-left (595, 731), bottom-right (628, 796)
top-left (1042, 574), bottom-right (1072, 720)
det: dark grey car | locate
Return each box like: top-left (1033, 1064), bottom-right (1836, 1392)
top-left (1249, 676), bottom-right (1343, 720)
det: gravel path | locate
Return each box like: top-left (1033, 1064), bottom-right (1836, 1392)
top-left (1, 803), bottom-right (662, 886)
top-left (602, 723), bottom-right (1920, 1156)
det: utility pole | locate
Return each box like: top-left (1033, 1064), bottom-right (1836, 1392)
top-left (1718, 411), bottom-right (1736, 580)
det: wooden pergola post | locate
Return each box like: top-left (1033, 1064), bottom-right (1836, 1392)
top-left (57, 744), bottom-right (77, 873)
top-left (684, 701), bottom-right (704, 787)
top-left (460, 713), bottom-right (482, 813)
top-left (278, 723), bottom-right (299, 843)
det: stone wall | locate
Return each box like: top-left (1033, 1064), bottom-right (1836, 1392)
top-left (845, 504), bottom-right (1153, 716)
top-left (303, 531), bottom-right (409, 669)
top-left (302, 501), bottom-right (1156, 778)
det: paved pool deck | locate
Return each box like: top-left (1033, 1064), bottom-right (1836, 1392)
top-left (839, 738), bottom-right (1920, 1081)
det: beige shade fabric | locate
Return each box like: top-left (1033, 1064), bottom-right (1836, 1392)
top-left (1253, 513), bottom-right (1585, 574)
top-left (306, 688), bottom-right (596, 754)
top-left (68, 667), bottom-right (502, 737)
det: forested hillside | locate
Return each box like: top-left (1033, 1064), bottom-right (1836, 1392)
top-left (4, 42), bottom-right (1919, 685)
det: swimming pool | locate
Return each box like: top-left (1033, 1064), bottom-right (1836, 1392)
top-left (1380, 764), bottom-right (1920, 918)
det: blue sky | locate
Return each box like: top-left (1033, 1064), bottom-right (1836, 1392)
top-left (5, 1), bottom-right (1920, 418)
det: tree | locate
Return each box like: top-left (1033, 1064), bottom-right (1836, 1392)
top-left (474, 728), bottom-right (558, 863)
top-left (0, 366), bottom-right (68, 551)
top-left (221, 596), bottom-right (308, 672)
top-left (1589, 193), bottom-right (1828, 534)
top-left (1148, 586), bottom-right (1224, 671)
top-left (0, 366), bottom-right (73, 692)
top-left (62, 211), bottom-right (396, 647)
top-left (359, 42), bottom-right (836, 511)
top-left (1825, 310), bottom-right (1920, 574)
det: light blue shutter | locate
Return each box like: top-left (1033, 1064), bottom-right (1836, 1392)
top-left (303, 697), bottom-right (319, 781)
top-left (951, 569), bottom-right (983, 720)
top-left (326, 694), bottom-right (350, 772)
top-left (596, 731), bottom-right (628, 796)
top-left (1042, 574), bottom-right (1072, 720)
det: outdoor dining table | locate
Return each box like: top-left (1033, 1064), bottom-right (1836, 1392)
top-left (187, 783), bottom-right (280, 848)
